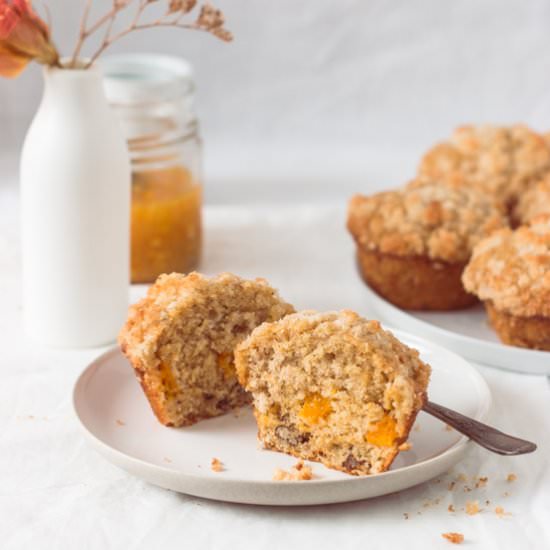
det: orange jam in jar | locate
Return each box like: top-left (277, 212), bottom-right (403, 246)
top-left (103, 54), bottom-right (203, 283)
top-left (131, 166), bottom-right (202, 283)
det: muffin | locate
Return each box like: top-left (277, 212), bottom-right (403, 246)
top-left (234, 310), bottom-right (431, 475)
top-left (512, 174), bottom-right (550, 226)
top-left (347, 182), bottom-right (507, 310)
top-left (462, 215), bottom-right (550, 350)
top-left (118, 272), bottom-right (294, 426)
top-left (417, 125), bottom-right (550, 208)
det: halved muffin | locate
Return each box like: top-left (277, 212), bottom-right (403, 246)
top-left (417, 124), bottom-right (550, 208)
top-left (235, 310), bottom-right (431, 475)
top-left (118, 272), bottom-right (294, 426)
top-left (462, 215), bottom-right (550, 350)
top-left (347, 182), bottom-right (507, 310)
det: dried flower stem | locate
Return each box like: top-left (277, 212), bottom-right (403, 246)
top-left (70, 0), bottom-right (93, 66)
top-left (69, 0), bottom-right (232, 69)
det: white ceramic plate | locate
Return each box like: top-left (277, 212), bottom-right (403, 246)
top-left (361, 286), bottom-right (550, 376)
top-left (73, 330), bottom-right (490, 506)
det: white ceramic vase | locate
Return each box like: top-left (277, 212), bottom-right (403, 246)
top-left (20, 63), bottom-right (130, 348)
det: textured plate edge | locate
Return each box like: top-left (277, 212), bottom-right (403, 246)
top-left (72, 335), bottom-right (491, 506)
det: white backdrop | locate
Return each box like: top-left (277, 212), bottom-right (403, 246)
top-left (2, 0), bottom-right (550, 201)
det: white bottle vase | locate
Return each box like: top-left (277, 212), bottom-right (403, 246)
top-left (20, 63), bottom-right (130, 348)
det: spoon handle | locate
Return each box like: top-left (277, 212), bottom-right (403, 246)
top-left (422, 400), bottom-right (537, 456)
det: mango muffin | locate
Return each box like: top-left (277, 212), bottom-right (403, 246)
top-left (462, 215), bottom-right (550, 350)
top-left (119, 272), bottom-right (294, 426)
top-left (512, 174), bottom-right (550, 226)
top-left (235, 310), bottom-right (431, 475)
top-left (347, 183), bottom-right (507, 310)
top-left (417, 125), bottom-right (550, 208)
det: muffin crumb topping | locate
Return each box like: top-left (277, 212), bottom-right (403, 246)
top-left (462, 215), bottom-right (550, 317)
top-left (348, 183), bottom-right (506, 263)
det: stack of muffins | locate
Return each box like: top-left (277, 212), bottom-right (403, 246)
top-left (347, 124), bottom-right (550, 351)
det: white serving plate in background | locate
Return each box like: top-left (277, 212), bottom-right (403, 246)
top-left (361, 286), bottom-right (550, 376)
top-left (73, 330), bottom-right (490, 506)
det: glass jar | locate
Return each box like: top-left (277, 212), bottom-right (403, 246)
top-left (102, 54), bottom-right (202, 283)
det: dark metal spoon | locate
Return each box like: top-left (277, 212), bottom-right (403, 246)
top-left (423, 400), bottom-right (537, 456)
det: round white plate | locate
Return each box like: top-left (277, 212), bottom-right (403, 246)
top-left (73, 330), bottom-right (490, 506)
top-left (360, 286), bottom-right (550, 376)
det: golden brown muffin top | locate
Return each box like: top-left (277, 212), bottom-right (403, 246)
top-left (118, 272), bottom-right (294, 364)
top-left (347, 182), bottom-right (507, 264)
top-left (462, 215), bottom-right (550, 317)
top-left (235, 309), bottom-right (431, 408)
top-left (513, 175), bottom-right (550, 225)
top-left (417, 125), bottom-right (550, 204)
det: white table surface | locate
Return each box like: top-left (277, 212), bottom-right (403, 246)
top-left (1, 180), bottom-right (549, 550)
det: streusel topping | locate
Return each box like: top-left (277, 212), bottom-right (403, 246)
top-left (513, 175), bottom-right (550, 225)
top-left (347, 183), bottom-right (507, 263)
top-left (417, 125), bottom-right (550, 203)
top-left (462, 215), bottom-right (550, 317)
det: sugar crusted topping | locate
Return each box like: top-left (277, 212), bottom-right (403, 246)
top-left (462, 215), bottom-right (550, 317)
top-left (347, 182), bottom-right (506, 263)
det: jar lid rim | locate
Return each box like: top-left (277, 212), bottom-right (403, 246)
top-left (101, 54), bottom-right (194, 104)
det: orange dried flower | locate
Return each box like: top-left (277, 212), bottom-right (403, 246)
top-left (0, 0), bottom-right (58, 77)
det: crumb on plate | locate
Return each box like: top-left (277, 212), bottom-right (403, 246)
top-left (466, 501), bottom-right (481, 515)
top-left (211, 457), bottom-right (224, 472)
top-left (273, 460), bottom-right (313, 481)
top-left (507, 473), bottom-right (517, 482)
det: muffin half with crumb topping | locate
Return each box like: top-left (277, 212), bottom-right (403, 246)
top-left (119, 272), bottom-right (294, 426)
top-left (347, 182), bottom-right (507, 310)
top-left (235, 310), bottom-right (430, 475)
top-left (462, 215), bottom-right (550, 350)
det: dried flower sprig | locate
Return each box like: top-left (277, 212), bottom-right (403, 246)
top-left (0, 0), bottom-right (58, 77)
top-left (0, 0), bottom-right (231, 78)
top-left (71, 0), bottom-right (233, 69)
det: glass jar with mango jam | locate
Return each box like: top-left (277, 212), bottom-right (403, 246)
top-left (102, 54), bottom-right (202, 283)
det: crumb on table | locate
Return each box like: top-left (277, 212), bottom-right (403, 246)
top-left (495, 505), bottom-right (511, 517)
top-left (507, 473), bottom-right (517, 482)
top-left (273, 460), bottom-right (313, 481)
top-left (442, 532), bottom-right (464, 544)
top-left (115, 419), bottom-right (125, 426)
top-left (475, 476), bottom-right (488, 488)
top-left (465, 501), bottom-right (481, 515)
top-left (211, 457), bottom-right (224, 472)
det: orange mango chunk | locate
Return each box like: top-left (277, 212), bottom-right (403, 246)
top-left (366, 415), bottom-right (398, 447)
top-left (299, 394), bottom-right (332, 424)
top-left (158, 361), bottom-right (179, 395)
top-left (217, 352), bottom-right (236, 379)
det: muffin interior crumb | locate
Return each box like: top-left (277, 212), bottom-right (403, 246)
top-left (119, 272), bottom-right (294, 427)
top-left (236, 310), bottom-right (430, 475)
